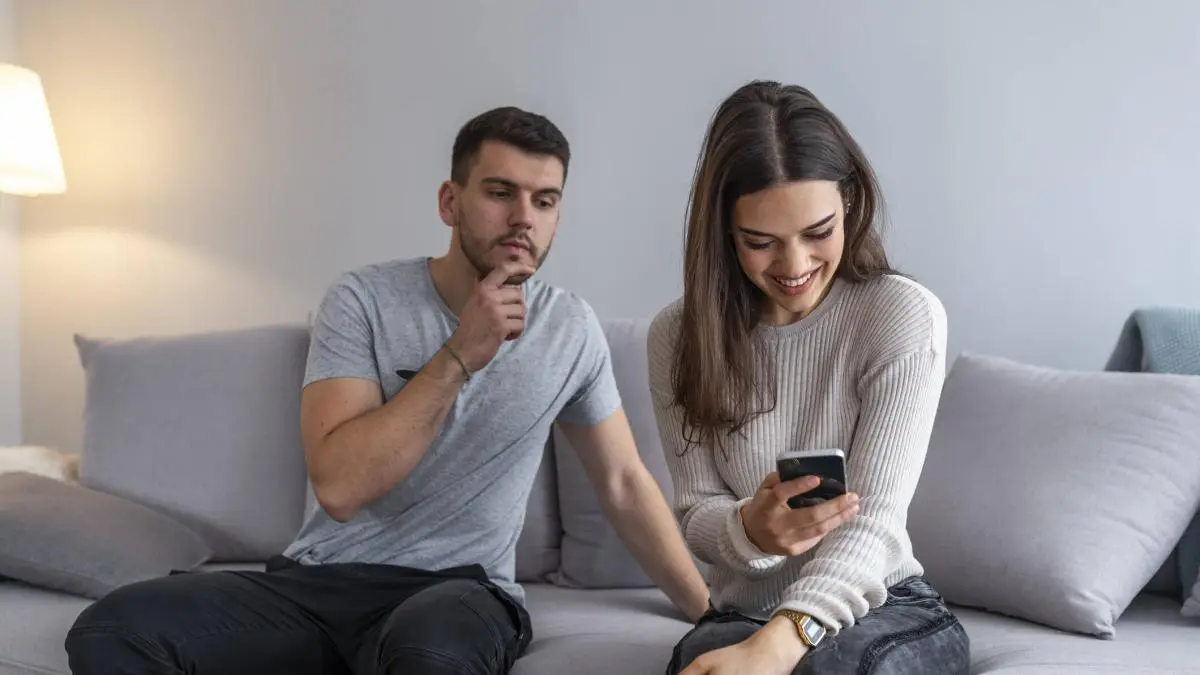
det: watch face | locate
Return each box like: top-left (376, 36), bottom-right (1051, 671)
top-left (802, 618), bottom-right (824, 643)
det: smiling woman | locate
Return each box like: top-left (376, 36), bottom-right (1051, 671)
top-left (648, 80), bottom-right (969, 675)
top-left (670, 80), bottom-right (897, 449)
top-left (731, 182), bottom-right (846, 326)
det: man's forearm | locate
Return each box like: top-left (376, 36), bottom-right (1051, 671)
top-left (603, 466), bottom-right (711, 621)
top-left (312, 348), bottom-right (466, 521)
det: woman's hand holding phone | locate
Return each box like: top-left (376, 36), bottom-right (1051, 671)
top-left (740, 472), bottom-right (860, 556)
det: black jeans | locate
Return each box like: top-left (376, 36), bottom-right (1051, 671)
top-left (667, 576), bottom-right (970, 675)
top-left (65, 555), bottom-right (532, 675)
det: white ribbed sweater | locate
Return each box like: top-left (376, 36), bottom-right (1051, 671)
top-left (646, 275), bottom-right (948, 634)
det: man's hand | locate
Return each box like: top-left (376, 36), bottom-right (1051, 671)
top-left (302, 261), bottom-right (542, 521)
top-left (447, 259), bottom-right (536, 373)
top-left (740, 472), bottom-right (859, 556)
top-left (680, 617), bottom-right (809, 675)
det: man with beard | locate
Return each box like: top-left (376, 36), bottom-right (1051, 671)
top-left (65, 106), bottom-right (711, 675)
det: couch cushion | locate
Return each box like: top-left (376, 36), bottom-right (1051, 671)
top-left (908, 353), bottom-right (1200, 638)
top-left (0, 581), bottom-right (90, 675)
top-left (550, 319), bottom-right (708, 588)
top-left (515, 438), bottom-right (562, 583)
top-left (74, 325), bottom-right (312, 562)
top-left (0, 472), bottom-right (211, 600)
top-left (953, 594), bottom-right (1200, 674)
top-left (4, 577), bottom-right (1193, 675)
top-left (515, 584), bottom-right (1200, 675)
top-left (515, 584), bottom-right (691, 675)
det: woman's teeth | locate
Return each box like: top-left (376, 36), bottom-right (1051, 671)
top-left (776, 270), bottom-right (815, 287)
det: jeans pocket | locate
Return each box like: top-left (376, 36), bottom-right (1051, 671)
top-left (470, 582), bottom-right (531, 669)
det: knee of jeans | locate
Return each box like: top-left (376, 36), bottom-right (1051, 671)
top-left (70, 583), bottom-right (159, 634)
top-left (856, 617), bottom-right (972, 675)
top-left (66, 582), bottom-right (172, 658)
top-left (380, 646), bottom-right (480, 675)
top-left (65, 598), bottom-right (148, 670)
top-left (375, 580), bottom-right (509, 673)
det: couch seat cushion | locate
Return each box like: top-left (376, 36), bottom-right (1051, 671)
top-left (4, 578), bottom-right (1194, 675)
top-left (0, 580), bottom-right (90, 675)
top-left (516, 584), bottom-right (692, 675)
top-left (515, 584), bottom-right (1200, 675)
top-left (953, 593), bottom-right (1200, 674)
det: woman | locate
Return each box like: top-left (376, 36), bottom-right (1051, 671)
top-left (648, 80), bottom-right (970, 675)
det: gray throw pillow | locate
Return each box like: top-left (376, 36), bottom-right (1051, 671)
top-left (908, 353), bottom-right (1200, 638)
top-left (74, 324), bottom-right (312, 561)
top-left (0, 472), bottom-right (212, 598)
top-left (551, 319), bottom-right (709, 588)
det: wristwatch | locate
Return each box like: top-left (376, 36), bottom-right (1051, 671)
top-left (774, 609), bottom-right (826, 648)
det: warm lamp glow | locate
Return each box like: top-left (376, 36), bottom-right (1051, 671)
top-left (0, 62), bottom-right (66, 196)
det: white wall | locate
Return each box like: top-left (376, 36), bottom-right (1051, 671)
top-left (15, 1), bottom-right (1200, 454)
top-left (0, 0), bottom-right (20, 445)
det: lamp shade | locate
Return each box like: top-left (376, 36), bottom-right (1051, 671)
top-left (0, 62), bottom-right (66, 196)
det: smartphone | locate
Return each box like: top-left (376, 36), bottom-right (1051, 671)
top-left (776, 448), bottom-right (848, 509)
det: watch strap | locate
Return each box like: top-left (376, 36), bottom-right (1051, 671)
top-left (774, 609), bottom-right (826, 647)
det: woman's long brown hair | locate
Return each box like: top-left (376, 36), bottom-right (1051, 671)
top-left (672, 80), bottom-right (895, 454)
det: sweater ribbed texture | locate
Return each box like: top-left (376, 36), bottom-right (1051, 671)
top-left (647, 275), bottom-right (948, 634)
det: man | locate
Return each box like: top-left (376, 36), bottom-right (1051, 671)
top-left (65, 106), bottom-right (710, 675)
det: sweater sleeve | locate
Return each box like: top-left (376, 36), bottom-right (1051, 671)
top-left (773, 346), bottom-right (946, 634)
top-left (646, 307), bottom-right (788, 578)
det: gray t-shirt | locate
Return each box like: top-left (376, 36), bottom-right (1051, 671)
top-left (283, 256), bottom-right (621, 603)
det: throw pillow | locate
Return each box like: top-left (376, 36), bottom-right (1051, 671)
top-left (1101, 306), bottom-right (1200, 614)
top-left (0, 471), bottom-right (212, 598)
top-left (907, 353), bottom-right (1200, 638)
top-left (551, 318), bottom-right (708, 588)
top-left (74, 324), bottom-right (311, 562)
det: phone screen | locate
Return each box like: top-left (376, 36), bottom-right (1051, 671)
top-left (777, 455), bottom-right (847, 508)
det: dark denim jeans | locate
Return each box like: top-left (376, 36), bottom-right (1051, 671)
top-left (64, 555), bottom-right (532, 675)
top-left (667, 576), bottom-right (970, 675)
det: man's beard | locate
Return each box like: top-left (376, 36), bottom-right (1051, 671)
top-left (458, 216), bottom-right (551, 285)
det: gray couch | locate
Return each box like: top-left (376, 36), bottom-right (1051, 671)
top-left (1, 318), bottom-right (1197, 675)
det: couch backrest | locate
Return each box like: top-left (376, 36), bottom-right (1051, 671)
top-left (73, 319), bottom-right (669, 581)
top-left (75, 318), bottom-right (1193, 607)
top-left (515, 318), bottom-right (707, 587)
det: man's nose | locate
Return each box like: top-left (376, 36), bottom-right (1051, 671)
top-left (508, 197), bottom-right (534, 229)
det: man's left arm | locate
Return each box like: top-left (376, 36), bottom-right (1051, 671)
top-left (558, 410), bottom-right (710, 623)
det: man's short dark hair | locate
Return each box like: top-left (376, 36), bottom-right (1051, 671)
top-left (450, 106), bottom-right (570, 186)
